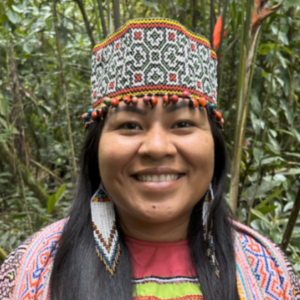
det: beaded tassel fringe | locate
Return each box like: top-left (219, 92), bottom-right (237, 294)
top-left (202, 185), bottom-right (220, 278)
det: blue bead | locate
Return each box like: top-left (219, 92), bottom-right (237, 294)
top-left (88, 108), bottom-right (94, 114)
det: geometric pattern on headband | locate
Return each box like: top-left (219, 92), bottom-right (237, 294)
top-left (90, 185), bottom-right (120, 275)
top-left (91, 18), bottom-right (218, 108)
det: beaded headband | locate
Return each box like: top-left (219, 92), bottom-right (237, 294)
top-left (82, 18), bottom-right (224, 129)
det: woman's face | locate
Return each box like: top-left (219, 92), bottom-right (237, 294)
top-left (98, 97), bottom-right (214, 230)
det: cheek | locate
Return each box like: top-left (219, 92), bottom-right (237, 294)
top-left (177, 132), bottom-right (214, 180)
top-left (98, 133), bottom-right (138, 181)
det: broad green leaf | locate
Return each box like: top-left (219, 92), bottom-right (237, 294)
top-left (283, 0), bottom-right (300, 9)
top-left (141, 0), bottom-right (159, 11)
top-left (280, 99), bottom-right (293, 125)
top-left (10, 212), bottom-right (27, 219)
top-left (253, 147), bottom-right (263, 163)
top-left (250, 208), bottom-right (270, 224)
top-left (251, 205), bottom-right (277, 221)
top-left (256, 188), bottom-right (284, 209)
top-left (47, 184), bottom-right (67, 214)
top-left (6, 10), bottom-right (21, 24)
top-left (293, 129), bottom-right (300, 144)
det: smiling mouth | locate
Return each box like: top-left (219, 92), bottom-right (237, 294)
top-left (135, 174), bottom-right (183, 182)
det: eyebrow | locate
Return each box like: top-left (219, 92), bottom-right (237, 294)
top-left (109, 105), bottom-right (148, 116)
top-left (166, 101), bottom-right (190, 113)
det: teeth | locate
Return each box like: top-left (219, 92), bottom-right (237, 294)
top-left (137, 174), bottom-right (180, 182)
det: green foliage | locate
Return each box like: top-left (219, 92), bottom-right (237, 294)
top-left (47, 184), bottom-right (67, 213)
top-left (0, 0), bottom-right (299, 271)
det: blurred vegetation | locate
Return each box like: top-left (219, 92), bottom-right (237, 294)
top-left (0, 0), bottom-right (299, 271)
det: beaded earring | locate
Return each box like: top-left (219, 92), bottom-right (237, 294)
top-left (203, 185), bottom-right (220, 278)
top-left (90, 183), bottom-right (120, 276)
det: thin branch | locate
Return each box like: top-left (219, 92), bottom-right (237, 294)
top-left (73, 0), bottom-right (96, 46)
top-left (0, 141), bottom-right (50, 207)
top-left (17, 165), bottom-right (33, 234)
top-left (281, 185), bottom-right (300, 251)
top-left (30, 159), bottom-right (64, 184)
top-left (0, 247), bottom-right (8, 263)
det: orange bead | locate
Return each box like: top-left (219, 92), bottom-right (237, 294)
top-left (132, 96), bottom-right (139, 104)
top-left (216, 110), bottom-right (222, 119)
top-left (143, 95), bottom-right (150, 104)
top-left (163, 94), bottom-right (169, 105)
top-left (111, 97), bottom-right (119, 107)
top-left (191, 97), bottom-right (199, 108)
top-left (151, 95), bottom-right (158, 107)
top-left (123, 95), bottom-right (131, 104)
top-left (81, 113), bottom-right (87, 120)
top-left (91, 110), bottom-right (98, 120)
top-left (170, 95), bottom-right (179, 103)
top-left (199, 97), bottom-right (206, 107)
top-left (98, 108), bottom-right (105, 116)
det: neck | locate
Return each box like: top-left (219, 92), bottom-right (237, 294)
top-left (117, 211), bottom-right (191, 243)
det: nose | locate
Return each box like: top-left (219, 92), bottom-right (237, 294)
top-left (138, 124), bottom-right (177, 160)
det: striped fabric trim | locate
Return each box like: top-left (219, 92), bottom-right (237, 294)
top-left (93, 18), bottom-right (215, 57)
top-left (134, 296), bottom-right (203, 300)
top-left (133, 276), bottom-right (202, 300)
top-left (133, 276), bottom-right (199, 285)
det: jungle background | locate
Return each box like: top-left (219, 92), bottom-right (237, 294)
top-left (0, 0), bottom-right (299, 269)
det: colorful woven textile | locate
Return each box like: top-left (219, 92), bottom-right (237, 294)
top-left (91, 18), bottom-right (218, 109)
top-left (1, 219), bottom-right (299, 300)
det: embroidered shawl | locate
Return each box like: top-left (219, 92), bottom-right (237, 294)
top-left (0, 219), bottom-right (299, 300)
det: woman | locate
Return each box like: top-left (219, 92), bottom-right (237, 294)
top-left (1, 18), bottom-right (299, 300)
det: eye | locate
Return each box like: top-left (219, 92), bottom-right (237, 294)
top-left (119, 122), bottom-right (142, 130)
top-left (172, 121), bottom-right (194, 129)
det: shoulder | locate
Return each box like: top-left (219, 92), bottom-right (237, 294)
top-left (232, 220), bottom-right (300, 300)
top-left (0, 219), bottom-right (67, 300)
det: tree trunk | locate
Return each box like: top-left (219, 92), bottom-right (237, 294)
top-left (0, 141), bottom-right (49, 207)
top-left (179, 0), bottom-right (187, 26)
top-left (112, 0), bottom-right (121, 30)
top-left (8, 41), bottom-right (28, 166)
top-left (97, 0), bottom-right (108, 38)
top-left (73, 0), bottom-right (96, 46)
top-left (107, 0), bottom-right (111, 35)
top-left (53, 0), bottom-right (78, 179)
top-left (191, 0), bottom-right (197, 30)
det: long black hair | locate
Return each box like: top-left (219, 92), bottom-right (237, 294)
top-left (50, 109), bottom-right (239, 300)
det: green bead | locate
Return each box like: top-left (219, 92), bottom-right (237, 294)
top-left (88, 108), bottom-right (94, 114)
top-left (100, 103), bottom-right (108, 111)
top-left (103, 97), bottom-right (112, 106)
top-left (208, 102), bottom-right (216, 109)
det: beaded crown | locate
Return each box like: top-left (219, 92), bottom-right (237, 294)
top-left (91, 18), bottom-right (218, 109)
